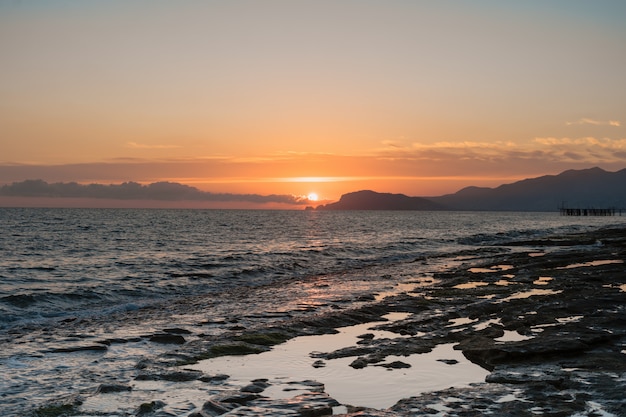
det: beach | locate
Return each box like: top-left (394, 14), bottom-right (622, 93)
top-left (7, 222), bottom-right (624, 416)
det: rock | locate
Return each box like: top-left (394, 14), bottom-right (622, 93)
top-left (251, 378), bottom-right (270, 387)
top-left (149, 333), bottom-right (186, 344)
top-left (241, 384), bottom-right (265, 393)
top-left (486, 365), bottom-right (570, 386)
top-left (135, 370), bottom-right (202, 382)
top-left (312, 360), bottom-right (326, 368)
top-left (198, 374), bottom-right (230, 383)
top-left (377, 360), bottom-right (411, 369)
top-left (298, 380), bottom-right (325, 392)
top-left (163, 327), bottom-right (192, 334)
top-left (216, 392), bottom-right (260, 405)
top-left (136, 400), bottom-right (166, 416)
top-left (201, 399), bottom-right (236, 416)
top-left (298, 404), bottom-right (333, 417)
top-left (48, 344), bottom-right (108, 353)
top-left (349, 357), bottom-right (368, 369)
top-left (96, 383), bottom-right (132, 394)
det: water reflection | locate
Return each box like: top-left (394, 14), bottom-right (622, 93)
top-left (557, 259), bottom-right (623, 269)
top-left (501, 289), bottom-right (561, 302)
top-left (189, 313), bottom-right (488, 410)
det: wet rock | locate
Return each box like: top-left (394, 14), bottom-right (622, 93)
top-left (486, 365), bottom-right (569, 386)
top-left (349, 357), bottom-right (368, 369)
top-left (135, 370), bottom-right (202, 382)
top-left (312, 360), bottom-right (326, 368)
top-left (297, 380), bottom-right (325, 392)
top-left (235, 331), bottom-right (292, 346)
top-left (96, 383), bottom-right (132, 394)
top-left (436, 358), bottom-right (458, 365)
top-left (377, 360), bottom-right (411, 369)
top-left (136, 400), bottom-right (166, 416)
top-left (200, 399), bottom-right (237, 416)
top-left (198, 374), bottom-right (230, 383)
top-left (149, 333), bottom-right (186, 344)
top-left (251, 378), bottom-right (270, 386)
top-left (251, 392), bottom-right (339, 417)
top-left (206, 342), bottom-right (267, 357)
top-left (32, 402), bottom-right (81, 417)
top-left (101, 337), bottom-right (142, 344)
top-left (458, 330), bottom-right (612, 370)
top-left (48, 344), bottom-right (108, 353)
top-left (215, 392), bottom-right (261, 405)
top-left (241, 384), bottom-right (266, 393)
top-left (218, 406), bottom-right (299, 416)
top-left (163, 327), bottom-right (192, 334)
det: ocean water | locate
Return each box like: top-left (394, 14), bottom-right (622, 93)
top-left (1, 208), bottom-right (625, 414)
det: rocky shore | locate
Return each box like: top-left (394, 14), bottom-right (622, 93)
top-left (26, 226), bottom-right (626, 416)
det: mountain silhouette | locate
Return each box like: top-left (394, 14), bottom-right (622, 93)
top-left (315, 190), bottom-right (444, 210)
top-left (430, 167), bottom-right (626, 211)
top-left (316, 167), bottom-right (626, 211)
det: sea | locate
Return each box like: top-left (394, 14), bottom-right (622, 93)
top-left (1, 208), bottom-right (625, 415)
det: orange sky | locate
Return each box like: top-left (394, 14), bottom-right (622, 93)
top-left (1, 1), bottom-right (625, 207)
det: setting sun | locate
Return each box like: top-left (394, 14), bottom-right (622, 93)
top-left (307, 193), bottom-right (319, 201)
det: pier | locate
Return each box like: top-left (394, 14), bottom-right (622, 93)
top-left (559, 207), bottom-right (623, 216)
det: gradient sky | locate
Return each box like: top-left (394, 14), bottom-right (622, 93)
top-left (1, 0), bottom-right (625, 205)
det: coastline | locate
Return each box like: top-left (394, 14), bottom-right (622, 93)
top-left (11, 226), bottom-right (626, 416)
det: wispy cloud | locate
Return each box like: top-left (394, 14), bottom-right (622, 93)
top-left (566, 118), bottom-right (621, 127)
top-left (533, 137), bottom-right (626, 149)
top-left (374, 137), bottom-right (626, 170)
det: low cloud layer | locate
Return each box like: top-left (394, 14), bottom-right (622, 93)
top-left (566, 118), bottom-right (621, 127)
top-left (1, 134), bottom-right (625, 201)
top-left (0, 180), bottom-right (309, 205)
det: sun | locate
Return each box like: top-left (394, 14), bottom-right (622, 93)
top-left (307, 193), bottom-right (319, 201)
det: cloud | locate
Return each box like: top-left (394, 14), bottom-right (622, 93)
top-left (566, 118), bottom-right (621, 127)
top-left (0, 180), bottom-right (310, 205)
top-left (125, 142), bottom-right (182, 149)
top-left (380, 140), bottom-right (405, 149)
top-left (530, 136), bottom-right (626, 164)
top-left (371, 136), bottom-right (626, 174)
top-left (1, 138), bottom-right (625, 202)
top-left (533, 137), bottom-right (626, 149)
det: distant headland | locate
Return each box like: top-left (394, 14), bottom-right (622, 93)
top-left (314, 167), bottom-right (626, 212)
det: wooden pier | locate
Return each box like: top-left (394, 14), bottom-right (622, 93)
top-left (559, 207), bottom-right (623, 216)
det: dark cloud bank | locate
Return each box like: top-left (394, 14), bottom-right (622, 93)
top-left (0, 180), bottom-right (307, 205)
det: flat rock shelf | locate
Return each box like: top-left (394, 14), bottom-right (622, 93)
top-left (14, 227), bottom-right (626, 416)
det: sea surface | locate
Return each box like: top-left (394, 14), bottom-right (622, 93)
top-left (1, 208), bottom-right (625, 414)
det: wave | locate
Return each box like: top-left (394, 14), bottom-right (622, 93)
top-left (2, 209), bottom-right (624, 333)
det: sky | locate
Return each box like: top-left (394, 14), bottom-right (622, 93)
top-left (1, 0), bottom-right (625, 207)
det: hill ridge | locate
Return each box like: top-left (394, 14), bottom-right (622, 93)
top-left (316, 167), bottom-right (626, 211)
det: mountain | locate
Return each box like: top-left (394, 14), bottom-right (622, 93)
top-left (315, 190), bottom-right (444, 211)
top-left (430, 167), bottom-right (626, 211)
top-left (315, 168), bottom-right (626, 211)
